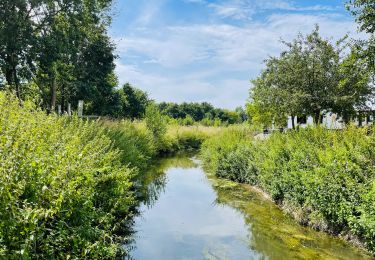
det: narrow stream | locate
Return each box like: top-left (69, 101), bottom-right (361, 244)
top-left (127, 155), bottom-right (373, 259)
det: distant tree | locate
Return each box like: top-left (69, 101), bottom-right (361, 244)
top-left (158, 101), bottom-right (241, 125)
top-left (235, 107), bottom-right (248, 123)
top-left (118, 83), bottom-right (150, 119)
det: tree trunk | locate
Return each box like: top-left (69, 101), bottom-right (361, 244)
top-left (51, 77), bottom-right (57, 112)
top-left (291, 115), bottom-right (295, 129)
top-left (12, 64), bottom-right (21, 100)
top-left (314, 110), bottom-right (321, 125)
top-left (358, 112), bottom-right (363, 127)
top-left (61, 83), bottom-right (65, 112)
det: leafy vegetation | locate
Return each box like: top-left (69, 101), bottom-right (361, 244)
top-left (0, 91), bottom-right (221, 258)
top-left (159, 102), bottom-right (247, 126)
top-left (247, 27), bottom-right (374, 128)
top-left (0, 92), bottom-right (137, 258)
top-left (201, 126), bottom-right (375, 253)
top-left (347, 0), bottom-right (375, 33)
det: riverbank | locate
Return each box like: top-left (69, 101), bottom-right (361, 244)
top-left (201, 126), bottom-right (375, 255)
top-left (0, 92), bottom-right (220, 258)
top-left (129, 154), bottom-right (373, 259)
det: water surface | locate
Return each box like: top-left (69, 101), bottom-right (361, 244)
top-left (128, 155), bottom-right (372, 259)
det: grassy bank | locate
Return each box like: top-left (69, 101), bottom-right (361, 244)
top-left (0, 93), bottom-right (137, 258)
top-left (0, 92), bottom-right (220, 258)
top-left (201, 126), bottom-right (375, 253)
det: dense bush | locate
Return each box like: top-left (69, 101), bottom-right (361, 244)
top-left (103, 120), bottom-right (156, 171)
top-left (0, 93), bottom-right (136, 258)
top-left (201, 126), bottom-right (375, 253)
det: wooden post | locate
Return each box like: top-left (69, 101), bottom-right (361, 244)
top-left (78, 100), bottom-right (84, 117)
top-left (57, 105), bottom-right (62, 115)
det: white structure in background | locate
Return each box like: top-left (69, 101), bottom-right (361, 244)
top-left (287, 112), bottom-right (374, 130)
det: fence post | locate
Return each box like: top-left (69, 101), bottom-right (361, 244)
top-left (78, 100), bottom-right (84, 117)
top-left (67, 103), bottom-right (71, 116)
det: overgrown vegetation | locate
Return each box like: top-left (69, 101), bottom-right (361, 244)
top-left (0, 92), bottom-right (136, 258)
top-left (201, 126), bottom-right (375, 253)
top-left (0, 92), bottom-right (220, 258)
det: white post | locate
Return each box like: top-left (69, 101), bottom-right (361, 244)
top-left (57, 105), bottom-right (62, 115)
top-left (67, 103), bottom-right (71, 116)
top-left (78, 100), bottom-right (84, 117)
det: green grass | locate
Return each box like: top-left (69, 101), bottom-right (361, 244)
top-left (201, 126), bottom-right (375, 253)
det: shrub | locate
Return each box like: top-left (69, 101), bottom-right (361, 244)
top-left (103, 120), bottom-right (156, 171)
top-left (201, 125), bottom-right (375, 253)
top-left (145, 103), bottom-right (167, 151)
top-left (0, 92), bottom-right (135, 258)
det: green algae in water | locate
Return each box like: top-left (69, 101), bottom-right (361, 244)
top-left (128, 155), bottom-right (373, 259)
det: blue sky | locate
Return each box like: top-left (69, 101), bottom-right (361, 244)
top-left (109, 0), bottom-right (363, 109)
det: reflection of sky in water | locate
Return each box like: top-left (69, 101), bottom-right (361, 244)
top-left (132, 167), bottom-right (263, 260)
top-left (129, 157), bottom-right (372, 260)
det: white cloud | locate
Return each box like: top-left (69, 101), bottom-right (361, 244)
top-left (202, 0), bottom-right (339, 20)
top-left (112, 2), bottom-right (363, 109)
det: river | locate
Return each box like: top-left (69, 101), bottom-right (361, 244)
top-left (126, 154), bottom-right (373, 259)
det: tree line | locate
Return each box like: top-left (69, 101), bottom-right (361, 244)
top-left (0, 0), bottom-right (123, 115)
top-left (158, 102), bottom-right (247, 126)
top-left (247, 1), bottom-right (375, 128)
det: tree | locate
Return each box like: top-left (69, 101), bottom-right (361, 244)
top-left (0, 0), bottom-right (118, 115)
top-left (347, 0), bottom-right (375, 33)
top-left (248, 27), bottom-right (373, 127)
top-left (117, 83), bottom-right (150, 119)
top-left (0, 0), bottom-right (38, 99)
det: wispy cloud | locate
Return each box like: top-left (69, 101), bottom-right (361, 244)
top-left (192, 0), bottom-right (339, 20)
top-left (113, 10), bottom-right (361, 108)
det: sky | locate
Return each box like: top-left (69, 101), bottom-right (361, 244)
top-left (109, 0), bottom-right (363, 109)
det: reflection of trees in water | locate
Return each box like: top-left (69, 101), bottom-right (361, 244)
top-left (142, 170), bottom-right (167, 208)
top-left (125, 154), bottom-right (198, 257)
top-left (138, 154), bottom-right (197, 208)
top-left (209, 178), bottom-right (370, 260)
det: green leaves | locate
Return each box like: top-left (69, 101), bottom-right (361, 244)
top-left (0, 92), bottom-right (136, 258)
top-left (248, 27), bottom-right (374, 127)
top-left (201, 125), bottom-right (375, 253)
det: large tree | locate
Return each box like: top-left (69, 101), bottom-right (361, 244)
top-left (248, 27), bottom-right (373, 127)
top-left (0, 0), bottom-right (118, 115)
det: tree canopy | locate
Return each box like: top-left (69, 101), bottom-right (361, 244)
top-left (0, 0), bottom-right (117, 115)
top-left (247, 27), bottom-right (374, 128)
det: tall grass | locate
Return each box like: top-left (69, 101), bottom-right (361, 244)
top-left (201, 126), bottom-right (375, 253)
top-left (0, 93), bottom-right (136, 258)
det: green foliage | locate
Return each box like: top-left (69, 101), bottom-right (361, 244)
top-left (103, 120), bottom-right (156, 171)
top-left (201, 126), bottom-right (375, 253)
top-left (0, 0), bottom-right (118, 115)
top-left (0, 92), bottom-right (136, 258)
top-left (164, 125), bottom-right (220, 153)
top-left (158, 102), bottom-right (246, 126)
top-left (347, 0), bottom-right (375, 33)
top-left (145, 103), bottom-right (167, 151)
top-left (115, 83), bottom-right (150, 119)
top-left (248, 27), bottom-right (373, 126)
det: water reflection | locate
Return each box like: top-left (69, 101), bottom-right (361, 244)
top-left (127, 155), bottom-right (372, 260)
